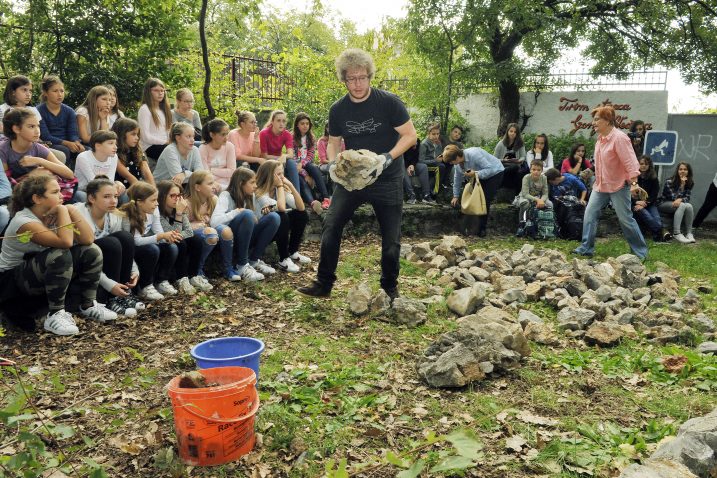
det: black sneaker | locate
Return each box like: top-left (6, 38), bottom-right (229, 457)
top-left (297, 281), bottom-right (331, 298)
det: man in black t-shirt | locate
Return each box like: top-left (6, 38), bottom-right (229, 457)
top-left (298, 49), bottom-right (417, 299)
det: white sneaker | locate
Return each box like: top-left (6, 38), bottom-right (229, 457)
top-left (156, 280), bottom-right (178, 295)
top-left (226, 268), bottom-right (242, 281)
top-left (685, 233), bottom-right (696, 243)
top-left (176, 277), bottom-right (196, 295)
top-left (290, 252), bottom-right (311, 264)
top-left (237, 264), bottom-right (264, 282)
top-left (125, 294), bottom-right (146, 311)
top-left (80, 300), bottom-right (118, 323)
top-left (190, 275), bottom-right (213, 292)
top-left (277, 257), bottom-right (300, 273)
top-left (250, 259), bottom-right (276, 275)
top-left (139, 285), bottom-right (164, 301)
top-left (44, 310), bottom-right (79, 336)
top-left (674, 233), bottom-right (690, 244)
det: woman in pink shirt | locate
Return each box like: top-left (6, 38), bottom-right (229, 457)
top-left (258, 110), bottom-right (300, 191)
top-left (573, 105), bottom-right (647, 260)
top-left (198, 118), bottom-right (236, 192)
top-left (227, 110), bottom-right (263, 171)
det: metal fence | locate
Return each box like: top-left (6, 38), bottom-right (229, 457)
top-left (226, 55), bottom-right (292, 102)
top-left (523, 69), bottom-right (668, 91)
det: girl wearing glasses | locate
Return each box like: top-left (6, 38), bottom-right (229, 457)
top-left (526, 134), bottom-right (554, 170)
top-left (172, 88), bottom-right (202, 141)
top-left (138, 78), bottom-right (172, 161)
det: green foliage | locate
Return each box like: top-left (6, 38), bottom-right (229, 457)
top-left (0, 0), bottom-right (198, 112)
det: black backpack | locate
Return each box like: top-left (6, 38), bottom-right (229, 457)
top-left (554, 196), bottom-right (585, 240)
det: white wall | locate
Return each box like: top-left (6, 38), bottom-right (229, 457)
top-left (456, 91), bottom-right (669, 143)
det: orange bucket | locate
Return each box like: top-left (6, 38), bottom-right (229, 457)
top-left (166, 366), bottom-right (259, 466)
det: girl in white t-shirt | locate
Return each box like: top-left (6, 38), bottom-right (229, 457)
top-left (120, 181), bottom-right (181, 301)
top-left (74, 130), bottom-right (125, 196)
top-left (199, 118), bottom-right (236, 191)
top-left (75, 85), bottom-right (112, 144)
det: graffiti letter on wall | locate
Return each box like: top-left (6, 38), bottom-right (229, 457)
top-left (678, 134), bottom-right (713, 162)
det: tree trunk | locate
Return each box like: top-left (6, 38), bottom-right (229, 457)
top-left (199, 0), bottom-right (215, 119)
top-left (442, 47), bottom-right (455, 135)
top-left (497, 77), bottom-right (520, 136)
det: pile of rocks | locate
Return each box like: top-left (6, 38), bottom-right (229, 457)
top-left (398, 236), bottom-right (716, 388)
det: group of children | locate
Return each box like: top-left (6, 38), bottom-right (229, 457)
top-left (0, 75), bottom-right (333, 336)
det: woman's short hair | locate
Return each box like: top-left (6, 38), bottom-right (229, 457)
top-left (335, 49), bottom-right (375, 82)
top-left (591, 105), bottom-right (616, 126)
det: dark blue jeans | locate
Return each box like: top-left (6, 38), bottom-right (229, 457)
top-left (317, 177), bottom-right (403, 291)
top-left (634, 204), bottom-right (663, 239)
top-left (403, 163), bottom-right (431, 198)
top-left (299, 162), bottom-right (330, 203)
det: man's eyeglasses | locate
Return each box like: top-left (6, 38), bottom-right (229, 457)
top-left (345, 76), bottom-right (369, 84)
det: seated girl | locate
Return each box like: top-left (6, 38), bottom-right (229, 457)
top-left (74, 130), bottom-right (125, 197)
top-left (120, 181), bottom-right (180, 301)
top-left (560, 143), bottom-right (594, 191)
top-left (112, 118), bottom-right (155, 189)
top-left (104, 84), bottom-right (125, 128)
top-left (526, 134), bottom-right (554, 170)
top-left (172, 88), bottom-right (202, 141)
top-left (516, 160), bottom-right (552, 229)
top-left (293, 112), bottom-right (330, 212)
top-left (186, 171), bottom-right (236, 289)
top-left (153, 122), bottom-right (204, 186)
top-left (0, 175), bottom-right (116, 335)
top-left (75, 85), bottom-right (112, 145)
top-left (0, 172), bottom-right (10, 233)
top-left (493, 123), bottom-right (526, 195)
top-left (1, 108), bottom-right (78, 202)
top-left (632, 155), bottom-right (670, 242)
top-left (254, 160), bottom-right (309, 272)
top-left (419, 123), bottom-right (448, 192)
top-left (156, 180), bottom-right (202, 295)
top-left (210, 167), bottom-right (279, 281)
top-left (198, 118), bottom-right (236, 192)
top-left (258, 110), bottom-right (300, 191)
top-left (37, 75), bottom-right (85, 167)
top-left (77, 177), bottom-right (144, 317)
top-left (316, 122), bottom-right (343, 191)
top-left (138, 78), bottom-right (172, 161)
top-left (658, 161), bottom-right (695, 244)
top-left (227, 110), bottom-right (263, 170)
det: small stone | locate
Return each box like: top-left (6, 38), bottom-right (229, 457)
top-left (524, 322), bottom-right (560, 345)
top-left (697, 341), bottom-right (717, 354)
top-left (518, 309), bottom-right (544, 328)
top-left (520, 243), bottom-right (535, 255)
top-left (458, 259), bottom-right (474, 268)
top-left (495, 275), bottom-right (526, 293)
top-left (595, 285), bottom-right (613, 302)
top-left (670, 300), bottom-right (685, 313)
top-left (565, 278), bottom-right (588, 297)
top-left (584, 323), bottom-right (624, 347)
top-left (557, 307), bottom-right (596, 331)
top-left (453, 269), bottom-right (476, 288)
top-left (525, 282), bottom-right (543, 301)
top-left (502, 288), bottom-right (527, 304)
top-left (436, 274), bottom-right (454, 286)
top-left (684, 288), bottom-right (700, 299)
top-left (468, 266), bottom-right (490, 282)
top-left (616, 308), bottom-right (637, 325)
top-left (430, 255), bottom-right (449, 270)
top-left (619, 459), bottom-right (699, 478)
top-left (479, 361), bottom-right (494, 374)
top-left (690, 314), bottom-right (715, 332)
top-left (412, 242), bottom-right (432, 258)
top-left (406, 251), bottom-right (420, 263)
top-left (440, 235), bottom-right (467, 250)
top-left (446, 283), bottom-right (486, 316)
top-left (399, 243), bottom-right (412, 258)
top-left (389, 298), bottom-right (427, 327)
top-left (632, 287), bottom-right (651, 301)
top-left (584, 274), bottom-right (605, 291)
top-left (348, 283), bottom-right (373, 315)
top-left (369, 289), bottom-right (391, 315)
top-left (426, 268), bottom-right (441, 279)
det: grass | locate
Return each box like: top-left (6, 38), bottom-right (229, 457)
top-left (2, 235), bottom-right (716, 477)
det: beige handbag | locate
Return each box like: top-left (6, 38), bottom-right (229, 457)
top-left (461, 177), bottom-right (487, 215)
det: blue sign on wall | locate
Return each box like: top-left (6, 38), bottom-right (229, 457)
top-left (644, 130), bottom-right (678, 166)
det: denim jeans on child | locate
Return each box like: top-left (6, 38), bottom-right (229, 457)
top-left (633, 204), bottom-right (663, 239)
top-left (193, 224), bottom-right (232, 275)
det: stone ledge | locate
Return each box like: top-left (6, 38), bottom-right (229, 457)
top-left (305, 202), bottom-right (717, 241)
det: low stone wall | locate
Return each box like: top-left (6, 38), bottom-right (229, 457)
top-left (305, 202), bottom-right (717, 241)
